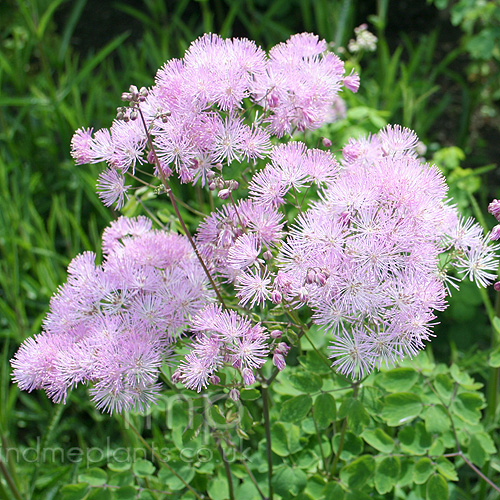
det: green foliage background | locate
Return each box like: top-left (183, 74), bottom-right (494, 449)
top-left (1, 1), bottom-right (500, 499)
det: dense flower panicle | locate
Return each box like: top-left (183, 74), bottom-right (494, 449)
top-left (25, 30), bottom-right (500, 409)
top-left (70, 32), bottom-right (356, 189)
top-left (11, 217), bottom-right (213, 413)
top-left (269, 125), bottom-right (499, 378)
top-left (175, 306), bottom-right (270, 391)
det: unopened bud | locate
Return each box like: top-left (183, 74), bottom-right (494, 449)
top-left (273, 353), bottom-right (286, 371)
top-left (229, 180), bottom-right (239, 190)
top-left (316, 272), bottom-right (327, 286)
top-left (171, 370), bottom-right (181, 383)
top-left (322, 137), bottom-right (332, 148)
top-left (209, 375), bottom-right (221, 385)
top-left (207, 170), bottom-right (216, 181)
top-left (218, 189), bottom-right (230, 200)
top-left (271, 290), bottom-right (282, 304)
top-left (215, 163), bottom-right (223, 171)
top-left (263, 250), bottom-right (273, 260)
top-left (298, 287), bottom-right (309, 302)
top-left (242, 368), bottom-right (255, 386)
top-left (209, 182), bottom-right (216, 191)
top-left (276, 342), bottom-right (290, 355)
top-left (129, 109), bottom-right (138, 121)
top-left (305, 269), bottom-right (316, 285)
top-left (270, 329), bottom-right (282, 339)
top-left (494, 282), bottom-right (500, 292)
top-left (229, 388), bottom-right (240, 401)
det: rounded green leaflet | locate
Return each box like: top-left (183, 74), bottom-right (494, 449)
top-left (426, 474), bottom-right (449, 500)
top-left (280, 394), bottom-right (312, 422)
top-left (375, 456), bottom-right (400, 495)
top-left (414, 457), bottom-right (434, 485)
top-left (313, 392), bottom-right (336, 429)
top-left (78, 467), bottom-right (107, 486)
top-left (381, 392), bottom-right (422, 426)
top-left (60, 484), bottom-right (90, 500)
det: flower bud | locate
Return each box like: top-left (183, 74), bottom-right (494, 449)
top-left (263, 250), bottom-right (273, 260)
top-left (273, 353), bottom-right (286, 371)
top-left (218, 189), bottom-right (230, 200)
top-left (209, 182), bottom-right (216, 191)
top-left (322, 137), bottom-right (332, 148)
top-left (209, 375), bottom-right (221, 385)
top-left (242, 368), bottom-right (255, 386)
top-left (270, 329), bottom-right (282, 339)
top-left (494, 282), bottom-right (500, 292)
top-left (298, 287), bottom-right (309, 302)
top-left (229, 388), bottom-right (240, 401)
top-left (276, 342), bottom-right (290, 355)
top-left (305, 269), bottom-right (316, 284)
top-left (271, 290), bottom-right (282, 304)
top-left (489, 200), bottom-right (500, 221)
top-left (171, 370), bottom-right (182, 383)
top-left (490, 225), bottom-right (500, 241)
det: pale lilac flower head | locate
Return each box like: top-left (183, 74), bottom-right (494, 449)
top-left (11, 217), bottom-right (213, 413)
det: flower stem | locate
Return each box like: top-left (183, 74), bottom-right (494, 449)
top-left (138, 108), bottom-right (226, 307)
top-left (261, 384), bottom-right (273, 500)
top-left (217, 442), bottom-right (235, 500)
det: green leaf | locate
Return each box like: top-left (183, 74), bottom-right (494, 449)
top-left (488, 346), bottom-right (500, 368)
top-left (88, 489), bottom-right (112, 500)
top-left (280, 395), bottom-right (312, 422)
top-left (423, 405), bottom-right (450, 433)
top-left (298, 350), bottom-right (332, 374)
top-left (375, 456), bottom-right (400, 494)
top-left (332, 431), bottom-right (363, 460)
top-left (338, 398), bottom-right (370, 433)
top-left (361, 428), bottom-right (394, 453)
top-left (271, 422), bottom-right (303, 456)
top-left (240, 388), bottom-right (260, 400)
top-left (313, 393), bottom-right (336, 429)
top-left (208, 477), bottom-right (229, 500)
top-left (108, 462), bottom-right (131, 472)
top-left (60, 484), bottom-right (90, 500)
top-left (114, 486), bottom-right (137, 500)
top-left (378, 368), bottom-right (419, 392)
top-left (289, 372), bottom-right (323, 393)
top-left (133, 459), bottom-right (156, 477)
top-left (399, 422), bottom-right (432, 455)
top-left (273, 466), bottom-right (307, 498)
top-left (435, 458), bottom-right (458, 481)
top-left (434, 374), bottom-right (454, 403)
top-left (451, 392), bottom-right (484, 424)
top-left (468, 434), bottom-right (488, 467)
top-left (158, 461), bottom-right (196, 491)
top-left (414, 458), bottom-right (434, 484)
top-left (450, 365), bottom-right (482, 390)
top-left (340, 455), bottom-right (375, 489)
top-left (78, 468), bottom-right (107, 486)
top-left (322, 482), bottom-right (345, 500)
top-left (381, 392), bottom-right (423, 426)
top-left (426, 474), bottom-right (449, 500)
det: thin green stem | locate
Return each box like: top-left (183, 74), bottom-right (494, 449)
top-left (261, 384), bottom-right (273, 500)
top-left (329, 384), bottom-right (359, 477)
top-left (217, 442), bottom-right (235, 500)
top-left (121, 416), bottom-right (204, 500)
top-left (138, 108), bottom-right (226, 307)
top-left (0, 459), bottom-right (24, 500)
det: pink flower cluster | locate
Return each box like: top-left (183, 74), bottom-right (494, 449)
top-left (12, 32), bottom-right (499, 413)
top-left (11, 217), bottom-right (213, 413)
top-left (173, 304), bottom-right (270, 392)
top-left (70, 33), bottom-right (357, 207)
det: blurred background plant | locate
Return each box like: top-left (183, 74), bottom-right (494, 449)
top-left (1, 0), bottom-right (499, 499)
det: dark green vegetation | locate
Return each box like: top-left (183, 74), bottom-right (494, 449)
top-left (1, 1), bottom-right (499, 499)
